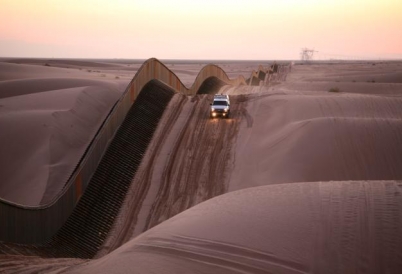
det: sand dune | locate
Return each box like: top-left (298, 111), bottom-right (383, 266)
top-left (0, 86), bottom-right (121, 205)
top-left (69, 180), bottom-right (402, 274)
top-left (0, 61), bottom-right (98, 81)
top-left (1, 60), bottom-right (402, 273)
top-left (288, 62), bottom-right (402, 83)
top-left (0, 77), bottom-right (124, 99)
top-left (0, 60), bottom-right (126, 206)
top-left (0, 60), bottom-right (134, 89)
top-left (91, 61), bottom-right (402, 273)
top-left (1, 58), bottom-right (140, 69)
top-left (88, 62), bottom-right (402, 274)
top-left (228, 90), bottom-right (402, 191)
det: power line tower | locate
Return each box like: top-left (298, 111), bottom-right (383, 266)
top-left (300, 48), bottom-right (318, 62)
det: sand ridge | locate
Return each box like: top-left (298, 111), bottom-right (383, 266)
top-left (0, 59), bottom-right (129, 206)
top-left (1, 60), bottom-right (402, 273)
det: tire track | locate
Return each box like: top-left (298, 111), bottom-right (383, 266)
top-left (144, 94), bottom-right (245, 230)
top-left (143, 96), bottom-right (200, 229)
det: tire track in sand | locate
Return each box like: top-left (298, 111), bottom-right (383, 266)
top-left (99, 93), bottom-right (246, 255)
top-left (144, 94), bottom-right (245, 230)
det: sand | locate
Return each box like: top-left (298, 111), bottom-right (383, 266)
top-left (86, 61), bottom-right (402, 273)
top-left (1, 59), bottom-right (402, 273)
top-left (0, 59), bottom-right (131, 205)
top-left (228, 87), bottom-right (402, 191)
top-left (68, 180), bottom-right (402, 274)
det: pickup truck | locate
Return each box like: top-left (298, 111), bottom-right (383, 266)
top-left (210, 94), bottom-right (230, 118)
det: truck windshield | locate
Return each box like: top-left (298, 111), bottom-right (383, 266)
top-left (213, 101), bottom-right (228, 106)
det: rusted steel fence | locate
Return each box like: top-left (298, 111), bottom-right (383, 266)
top-left (0, 58), bottom-right (247, 244)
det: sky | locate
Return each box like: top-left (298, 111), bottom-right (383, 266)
top-left (0, 0), bottom-right (401, 60)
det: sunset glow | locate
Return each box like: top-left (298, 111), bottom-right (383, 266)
top-left (0, 0), bottom-right (401, 59)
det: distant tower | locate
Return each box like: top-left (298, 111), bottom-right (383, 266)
top-left (300, 48), bottom-right (317, 62)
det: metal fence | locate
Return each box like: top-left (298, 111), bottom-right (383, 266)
top-left (0, 58), bottom-right (249, 244)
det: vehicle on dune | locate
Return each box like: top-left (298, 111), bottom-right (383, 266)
top-left (210, 94), bottom-right (230, 119)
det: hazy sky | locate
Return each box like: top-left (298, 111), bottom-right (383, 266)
top-left (1, 0), bottom-right (401, 60)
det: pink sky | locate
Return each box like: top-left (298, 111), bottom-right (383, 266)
top-left (0, 0), bottom-right (401, 60)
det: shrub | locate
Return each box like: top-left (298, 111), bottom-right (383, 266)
top-left (329, 87), bottom-right (340, 93)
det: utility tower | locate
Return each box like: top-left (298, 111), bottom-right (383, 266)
top-left (300, 48), bottom-right (317, 62)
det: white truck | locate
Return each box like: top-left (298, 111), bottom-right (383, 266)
top-left (210, 94), bottom-right (230, 119)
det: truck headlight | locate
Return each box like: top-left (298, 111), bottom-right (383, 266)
top-left (211, 108), bottom-right (215, 111)
top-left (224, 108), bottom-right (228, 112)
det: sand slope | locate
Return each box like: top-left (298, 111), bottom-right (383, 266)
top-left (0, 85), bottom-right (121, 205)
top-left (0, 60), bottom-right (127, 205)
top-left (81, 61), bottom-right (402, 273)
top-left (81, 62), bottom-right (402, 273)
top-left (1, 60), bottom-right (402, 273)
top-left (86, 63), bottom-right (402, 274)
top-left (69, 180), bottom-right (402, 274)
top-left (228, 90), bottom-right (402, 191)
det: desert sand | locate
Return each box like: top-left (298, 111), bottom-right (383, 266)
top-left (1, 59), bottom-right (402, 273)
top-left (0, 59), bottom-right (133, 205)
